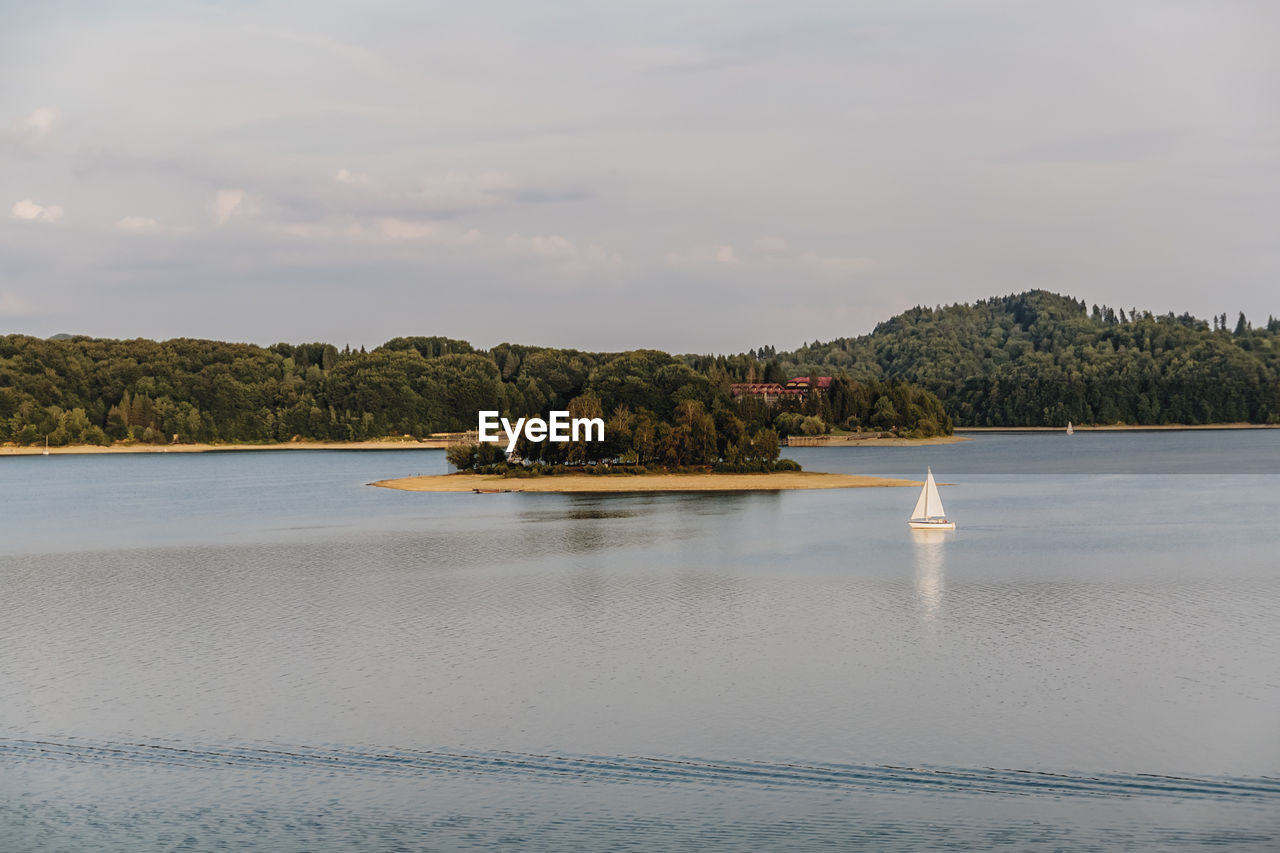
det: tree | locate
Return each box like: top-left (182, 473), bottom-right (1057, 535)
top-left (749, 427), bottom-right (780, 464)
top-left (565, 394), bottom-right (605, 464)
top-left (446, 443), bottom-right (478, 470)
top-left (871, 396), bottom-right (899, 430)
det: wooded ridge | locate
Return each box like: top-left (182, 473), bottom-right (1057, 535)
top-left (5, 289), bottom-right (1272, 448)
top-left (747, 290), bottom-right (1280, 427)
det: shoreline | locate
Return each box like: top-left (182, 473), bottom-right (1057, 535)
top-left (956, 423), bottom-right (1280, 432)
top-left (371, 472), bottom-right (921, 493)
top-left (6, 422), bottom-right (1276, 456)
top-left (786, 434), bottom-right (969, 447)
top-left (0, 434), bottom-right (967, 457)
top-left (1, 439), bottom-right (450, 456)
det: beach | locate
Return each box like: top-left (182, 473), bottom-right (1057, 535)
top-left (371, 472), bottom-right (921, 493)
top-left (956, 423), bottom-right (1280, 432)
top-left (785, 434), bottom-right (969, 446)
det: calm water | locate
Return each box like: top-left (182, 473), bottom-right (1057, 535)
top-left (2, 433), bottom-right (1279, 850)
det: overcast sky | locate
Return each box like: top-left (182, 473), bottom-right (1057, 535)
top-left (2, 1), bottom-right (1277, 353)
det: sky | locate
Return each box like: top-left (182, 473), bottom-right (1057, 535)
top-left (2, 0), bottom-right (1278, 353)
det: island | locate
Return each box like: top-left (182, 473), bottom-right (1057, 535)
top-left (371, 472), bottom-right (921, 493)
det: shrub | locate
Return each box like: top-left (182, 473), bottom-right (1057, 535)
top-left (800, 416), bottom-right (826, 436)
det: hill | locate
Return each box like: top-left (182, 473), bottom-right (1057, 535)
top-left (761, 291), bottom-right (1280, 427)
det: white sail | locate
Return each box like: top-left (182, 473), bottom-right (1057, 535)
top-left (911, 482), bottom-right (929, 519)
top-left (911, 467), bottom-right (946, 520)
top-left (924, 468), bottom-right (945, 517)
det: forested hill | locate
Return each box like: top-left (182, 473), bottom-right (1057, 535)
top-left (0, 334), bottom-right (949, 447)
top-left (7, 289), bottom-right (1271, 447)
top-left (761, 291), bottom-right (1280, 427)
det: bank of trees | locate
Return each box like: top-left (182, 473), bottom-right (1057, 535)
top-left (9, 290), bottom-right (1272, 442)
top-left (757, 291), bottom-right (1280, 426)
top-left (0, 332), bottom-right (952, 447)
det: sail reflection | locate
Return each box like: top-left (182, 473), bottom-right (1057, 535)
top-left (911, 528), bottom-right (950, 621)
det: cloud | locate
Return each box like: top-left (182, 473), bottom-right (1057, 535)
top-left (273, 216), bottom-right (480, 246)
top-left (752, 237), bottom-right (788, 253)
top-left (666, 244), bottom-right (740, 265)
top-left (333, 167), bottom-right (369, 186)
top-left (714, 245), bottom-right (738, 264)
top-left (665, 242), bottom-right (873, 279)
top-left (11, 199), bottom-right (64, 223)
top-left (115, 216), bottom-right (162, 233)
top-left (274, 219), bottom-right (367, 240)
top-left (799, 252), bottom-right (876, 274)
top-left (376, 218), bottom-right (480, 244)
top-left (324, 168), bottom-right (531, 216)
top-left (419, 171), bottom-right (519, 210)
top-left (9, 108), bottom-right (57, 149)
top-left (506, 233), bottom-right (622, 274)
top-left (0, 291), bottom-right (36, 317)
top-left (212, 188), bottom-right (260, 225)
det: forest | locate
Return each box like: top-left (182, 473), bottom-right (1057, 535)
top-left (0, 333), bottom-right (950, 449)
top-left (754, 291), bottom-right (1280, 427)
top-left (6, 288), bottom-right (1272, 449)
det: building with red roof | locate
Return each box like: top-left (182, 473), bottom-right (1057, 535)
top-left (784, 376), bottom-right (833, 391)
top-left (730, 377), bottom-right (832, 403)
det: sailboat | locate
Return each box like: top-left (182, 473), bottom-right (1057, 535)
top-left (1066, 421), bottom-right (1074, 435)
top-left (908, 467), bottom-right (955, 530)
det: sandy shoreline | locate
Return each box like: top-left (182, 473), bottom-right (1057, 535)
top-left (956, 423), bottom-right (1280, 432)
top-left (787, 434), bottom-right (969, 447)
top-left (371, 472), bottom-right (921, 493)
top-left (0, 439), bottom-right (450, 456)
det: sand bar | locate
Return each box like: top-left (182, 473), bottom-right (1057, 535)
top-left (956, 423), bottom-right (1280, 432)
top-left (371, 472), bottom-right (921, 493)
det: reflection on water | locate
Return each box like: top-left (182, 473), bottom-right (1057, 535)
top-left (911, 529), bottom-right (950, 622)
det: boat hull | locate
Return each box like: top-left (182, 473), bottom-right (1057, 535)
top-left (908, 519), bottom-right (955, 530)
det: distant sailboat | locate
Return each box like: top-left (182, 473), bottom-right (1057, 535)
top-left (1066, 421), bottom-right (1074, 435)
top-left (908, 467), bottom-right (955, 530)
top-left (42, 436), bottom-right (49, 456)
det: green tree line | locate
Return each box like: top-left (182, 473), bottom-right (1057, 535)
top-left (0, 333), bottom-right (952, 447)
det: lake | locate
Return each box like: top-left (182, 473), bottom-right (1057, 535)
top-left (2, 432), bottom-right (1279, 850)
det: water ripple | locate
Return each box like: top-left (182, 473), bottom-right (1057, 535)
top-left (4, 736), bottom-right (1277, 802)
